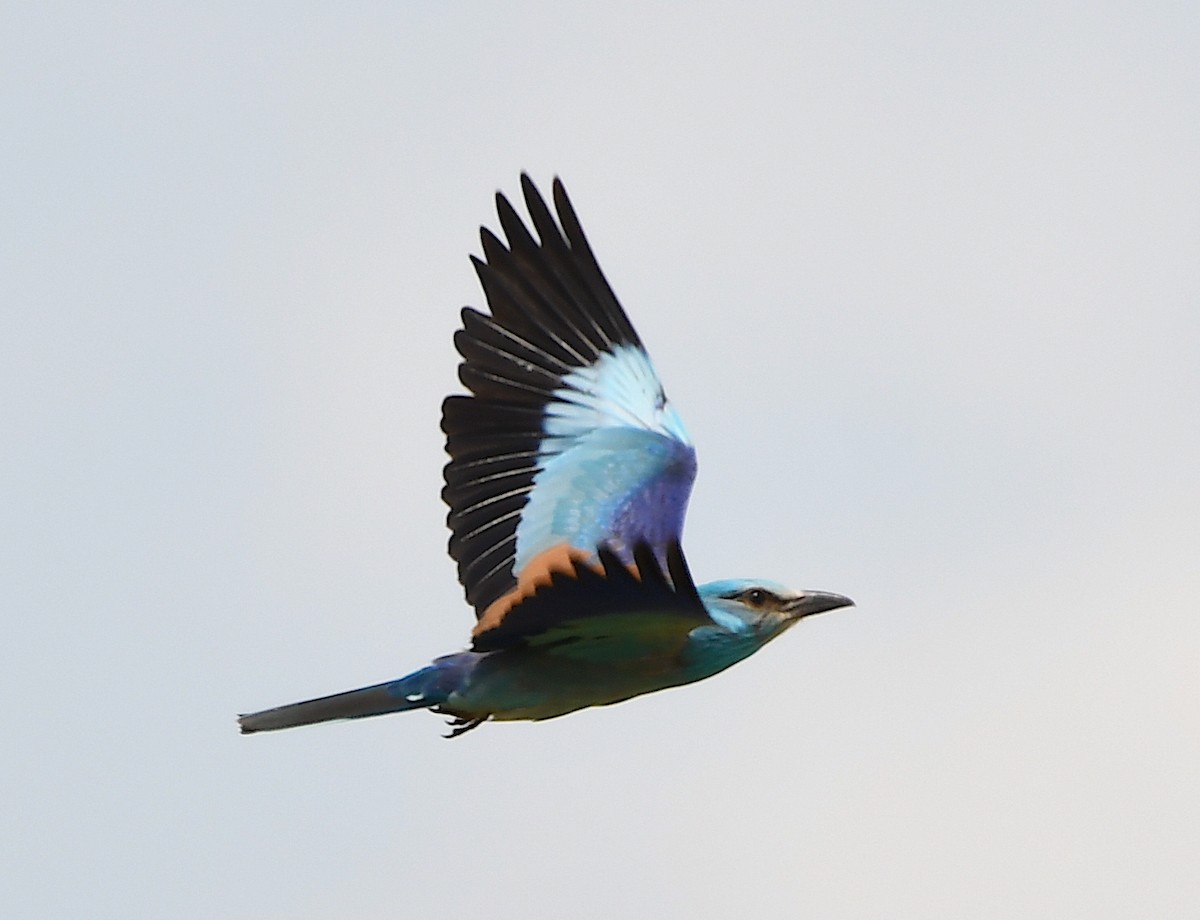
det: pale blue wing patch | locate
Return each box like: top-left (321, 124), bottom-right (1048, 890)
top-left (543, 345), bottom-right (691, 446)
top-left (514, 344), bottom-right (696, 574)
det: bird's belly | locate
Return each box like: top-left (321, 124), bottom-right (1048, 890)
top-left (442, 649), bottom-right (699, 722)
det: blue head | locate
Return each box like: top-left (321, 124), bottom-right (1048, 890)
top-left (698, 579), bottom-right (854, 644)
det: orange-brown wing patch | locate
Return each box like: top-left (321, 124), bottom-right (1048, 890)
top-left (472, 543), bottom-right (596, 639)
top-left (469, 541), bottom-right (709, 654)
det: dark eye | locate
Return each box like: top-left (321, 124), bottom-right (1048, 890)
top-left (745, 589), bottom-right (768, 607)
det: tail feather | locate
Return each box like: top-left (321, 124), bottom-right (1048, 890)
top-left (238, 666), bottom-right (444, 734)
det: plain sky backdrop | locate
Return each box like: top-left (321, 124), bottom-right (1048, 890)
top-left (3, 3), bottom-right (1197, 918)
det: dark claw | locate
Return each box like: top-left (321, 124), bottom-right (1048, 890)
top-left (443, 716), bottom-right (486, 738)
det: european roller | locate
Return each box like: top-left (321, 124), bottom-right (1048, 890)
top-left (239, 175), bottom-right (853, 738)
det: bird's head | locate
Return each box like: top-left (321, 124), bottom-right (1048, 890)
top-left (698, 579), bottom-right (854, 641)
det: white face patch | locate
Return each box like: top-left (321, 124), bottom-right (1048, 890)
top-left (542, 345), bottom-right (691, 448)
top-left (704, 603), bottom-right (754, 634)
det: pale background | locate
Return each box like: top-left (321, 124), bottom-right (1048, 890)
top-left (3, 4), bottom-right (1197, 918)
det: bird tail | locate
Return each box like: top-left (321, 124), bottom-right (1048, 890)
top-left (238, 663), bottom-right (452, 734)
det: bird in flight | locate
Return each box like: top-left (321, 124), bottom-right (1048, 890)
top-left (239, 175), bottom-right (853, 738)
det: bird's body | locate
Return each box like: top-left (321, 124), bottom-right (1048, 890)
top-left (239, 176), bottom-right (852, 737)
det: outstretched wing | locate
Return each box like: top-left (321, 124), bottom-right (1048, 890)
top-left (441, 175), bottom-right (703, 648)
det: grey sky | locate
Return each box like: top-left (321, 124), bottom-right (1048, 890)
top-left (3, 3), bottom-right (1197, 918)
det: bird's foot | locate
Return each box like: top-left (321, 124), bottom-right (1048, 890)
top-left (443, 715), bottom-right (486, 738)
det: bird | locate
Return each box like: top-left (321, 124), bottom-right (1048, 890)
top-left (238, 175), bottom-right (853, 738)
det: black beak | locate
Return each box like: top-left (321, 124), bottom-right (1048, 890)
top-left (786, 590), bottom-right (855, 620)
